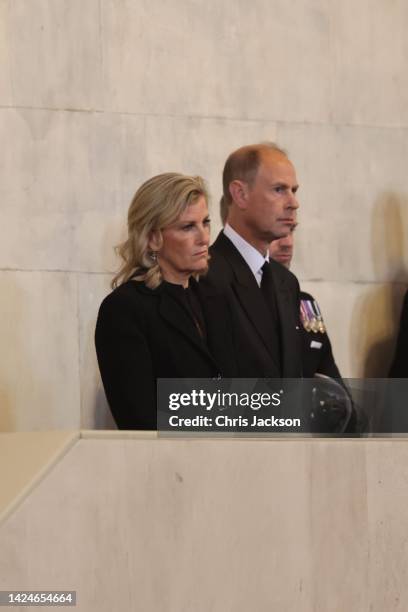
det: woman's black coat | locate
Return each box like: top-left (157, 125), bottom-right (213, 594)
top-left (95, 279), bottom-right (238, 430)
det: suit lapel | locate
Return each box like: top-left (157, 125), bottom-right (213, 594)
top-left (195, 282), bottom-right (238, 377)
top-left (212, 234), bottom-right (281, 371)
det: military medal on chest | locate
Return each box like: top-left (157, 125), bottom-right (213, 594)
top-left (300, 298), bottom-right (326, 334)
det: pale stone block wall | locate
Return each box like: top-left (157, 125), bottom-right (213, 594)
top-left (1, 1), bottom-right (407, 429)
top-left (2, 434), bottom-right (408, 611)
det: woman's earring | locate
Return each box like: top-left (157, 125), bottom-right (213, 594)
top-left (149, 251), bottom-right (158, 262)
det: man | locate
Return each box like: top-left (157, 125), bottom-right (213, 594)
top-left (204, 142), bottom-right (302, 377)
top-left (270, 225), bottom-right (365, 435)
top-left (270, 225), bottom-right (342, 379)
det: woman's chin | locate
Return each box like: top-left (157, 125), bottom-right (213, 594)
top-left (193, 256), bottom-right (210, 273)
top-left (189, 262), bottom-right (209, 277)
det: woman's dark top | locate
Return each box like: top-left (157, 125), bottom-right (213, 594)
top-left (165, 282), bottom-right (207, 342)
top-left (95, 278), bottom-right (237, 430)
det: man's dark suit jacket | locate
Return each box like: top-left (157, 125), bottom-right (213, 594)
top-left (389, 290), bottom-right (408, 377)
top-left (95, 279), bottom-right (238, 430)
top-left (203, 232), bottom-right (302, 378)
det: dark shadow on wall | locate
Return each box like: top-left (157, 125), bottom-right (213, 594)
top-left (93, 387), bottom-right (116, 429)
top-left (350, 193), bottom-right (408, 377)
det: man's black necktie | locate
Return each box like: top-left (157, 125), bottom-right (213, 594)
top-left (261, 261), bottom-right (276, 308)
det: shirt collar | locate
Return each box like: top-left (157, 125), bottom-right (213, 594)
top-left (223, 223), bottom-right (269, 279)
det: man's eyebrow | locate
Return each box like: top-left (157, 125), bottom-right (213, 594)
top-left (271, 181), bottom-right (299, 190)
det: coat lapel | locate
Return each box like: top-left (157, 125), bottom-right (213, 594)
top-left (157, 286), bottom-right (219, 369)
top-left (212, 233), bottom-right (281, 371)
top-left (195, 281), bottom-right (239, 377)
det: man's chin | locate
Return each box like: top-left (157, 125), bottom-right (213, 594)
top-left (274, 257), bottom-right (291, 269)
top-left (265, 228), bottom-right (290, 242)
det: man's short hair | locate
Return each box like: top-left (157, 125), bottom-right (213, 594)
top-left (220, 142), bottom-right (288, 225)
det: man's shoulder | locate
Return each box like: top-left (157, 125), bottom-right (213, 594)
top-left (206, 232), bottom-right (240, 283)
top-left (209, 231), bottom-right (235, 260)
top-left (205, 254), bottom-right (234, 288)
top-left (300, 290), bottom-right (315, 302)
top-left (271, 259), bottom-right (300, 292)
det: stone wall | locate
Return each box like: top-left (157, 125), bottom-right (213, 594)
top-left (1, 0), bottom-right (407, 430)
top-left (2, 433), bottom-right (408, 611)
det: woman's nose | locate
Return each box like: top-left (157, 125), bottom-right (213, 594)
top-left (198, 224), bottom-right (210, 245)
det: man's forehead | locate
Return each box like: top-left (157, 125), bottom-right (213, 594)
top-left (258, 152), bottom-right (297, 178)
top-left (260, 149), bottom-right (289, 163)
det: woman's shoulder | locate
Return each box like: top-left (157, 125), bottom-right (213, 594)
top-left (98, 280), bottom-right (160, 317)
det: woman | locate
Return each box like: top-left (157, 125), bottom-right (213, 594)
top-left (95, 173), bottom-right (237, 430)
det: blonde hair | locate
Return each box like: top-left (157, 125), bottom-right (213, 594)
top-left (112, 173), bottom-right (208, 289)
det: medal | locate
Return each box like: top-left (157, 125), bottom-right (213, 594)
top-left (300, 299), bottom-right (326, 334)
top-left (300, 300), bottom-right (313, 332)
top-left (311, 300), bottom-right (326, 334)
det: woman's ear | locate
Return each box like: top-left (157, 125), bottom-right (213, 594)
top-left (148, 230), bottom-right (161, 252)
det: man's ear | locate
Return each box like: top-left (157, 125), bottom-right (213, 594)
top-left (229, 180), bottom-right (249, 210)
top-left (148, 230), bottom-right (162, 252)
